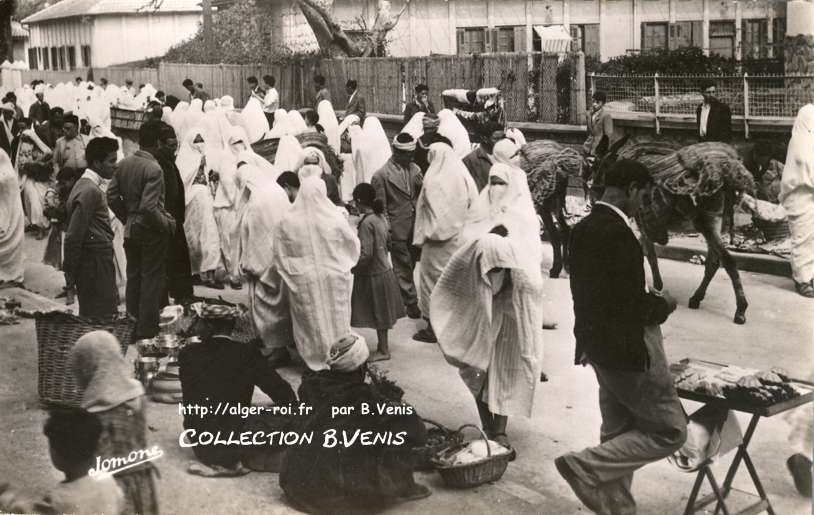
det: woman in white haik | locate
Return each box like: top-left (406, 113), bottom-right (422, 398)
top-left (412, 141), bottom-right (479, 343)
top-left (317, 100), bottom-right (341, 154)
top-left (240, 97), bottom-right (269, 144)
top-left (438, 108), bottom-right (472, 157)
top-left (431, 162), bottom-right (545, 456)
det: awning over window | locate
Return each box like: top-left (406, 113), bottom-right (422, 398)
top-left (533, 25), bottom-right (572, 53)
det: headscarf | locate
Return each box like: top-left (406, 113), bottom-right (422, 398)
top-left (287, 110), bottom-right (308, 136)
top-left (275, 135), bottom-right (304, 172)
top-left (413, 142), bottom-right (479, 245)
top-left (438, 108), bottom-right (471, 157)
top-left (337, 113), bottom-right (360, 138)
top-left (299, 163), bottom-right (324, 181)
top-left (464, 163), bottom-right (541, 272)
top-left (228, 125), bottom-right (279, 181)
top-left (267, 109), bottom-right (291, 139)
top-left (68, 331), bottom-right (144, 413)
top-left (176, 125), bottom-right (221, 197)
top-left (301, 147), bottom-right (331, 177)
top-left (203, 99), bottom-right (217, 113)
top-left (493, 138), bottom-right (521, 167)
top-left (180, 98), bottom-right (204, 140)
top-left (170, 101), bottom-right (189, 137)
top-left (235, 160), bottom-right (291, 277)
top-left (403, 112), bottom-right (425, 140)
top-left (241, 97), bottom-right (269, 143)
top-left (0, 149), bottom-right (24, 284)
top-left (506, 127), bottom-right (527, 147)
top-left (220, 96), bottom-right (235, 111)
top-left (317, 100), bottom-right (340, 154)
top-left (271, 176), bottom-right (360, 370)
top-left (780, 103), bottom-right (814, 211)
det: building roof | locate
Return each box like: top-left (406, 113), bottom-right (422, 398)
top-left (22, 0), bottom-right (202, 24)
top-left (11, 21), bottom-right (29, 39)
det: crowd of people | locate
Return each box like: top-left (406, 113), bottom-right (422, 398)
top-left (0, 73), bottom-right (811, 515)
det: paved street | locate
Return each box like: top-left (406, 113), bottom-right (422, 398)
top-left (1, 233), bottom-right (812, 514)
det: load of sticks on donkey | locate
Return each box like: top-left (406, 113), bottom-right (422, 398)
top-left (515, 135), bottom-right (775, 326)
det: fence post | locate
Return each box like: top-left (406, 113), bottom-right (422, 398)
top-left (590, 71), bottom-right (595, 99)
top-left (573, 52), bottom-right (586, 125)
top-left (653, 73), bottom-right (661, 135)
top-left (743, 73), bottom-right (750, 140)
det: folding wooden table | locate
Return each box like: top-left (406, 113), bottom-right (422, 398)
top-left (675, 368), bottom-right (814, 515)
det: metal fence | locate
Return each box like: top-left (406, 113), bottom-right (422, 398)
top-left (591, 73), bottom-right (814, 134)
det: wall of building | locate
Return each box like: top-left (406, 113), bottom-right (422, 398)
top-left (92, 13), bottom-right (201, 67)
top-left (269, 0), bottom-right (786, 60)
top-left (12, 40), bottom-right (28, 65)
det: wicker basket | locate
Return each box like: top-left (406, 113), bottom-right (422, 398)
top-left (753, 217), bottom-right (791, 241)
top-left (36, 311), bottom-right (133, 408)
top-left (251, 138), bottom-right (280, 164)
top-left (431, 424), bottom-right (512, 488)
top-left (412, 419), bottom-right (460, 472)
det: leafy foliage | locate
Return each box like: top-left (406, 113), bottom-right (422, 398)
top-left (15, 0), bottom-right (48, 21)
top-left (592, 47), bottom-right (738, 75)
top-left (162, 0), bottom-right (323, 64)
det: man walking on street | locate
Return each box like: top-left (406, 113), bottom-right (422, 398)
top-left (371, 133), bottom-right (423, 320)
top-left (107, 121), bottom-right (177, 340)
top-left (697, 80), bottom-right (732, 143)
top-left (63, 137), bottom-right (120, 318)
top-left (156, 122), bottom-right (195, 306)
top-left (556, 159), bottom-right (687, 514)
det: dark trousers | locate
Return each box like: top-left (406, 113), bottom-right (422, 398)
top-left (163, 229), bottom-right (194, 305)
top-left (562, 326), bottom-right (687, 513)
top-left (76, 244), bottom-right (118, 318)
top-left (264, 112), bottom-right (275, 129)
top-left (389, 240), bottom-right (418, 308)
top-left (125, 235), bottom-right (169, 339)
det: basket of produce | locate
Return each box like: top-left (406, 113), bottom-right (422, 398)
top-left (110, 106), bottom-right (147, 131)
top-left (36, 311), bottom-right (133, 407)
top-left (431, 424), bottom-right (513, 488)
top-left (412, 419), bottom-right (461, 471)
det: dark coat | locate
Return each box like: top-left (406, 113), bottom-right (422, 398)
top-left (461, 146), bottom-right (492, 192)
top-left (371, 158), bottom-right (423, 242)
top-left (569, 204), bottom-right (672, 371)
top-left (158, 154), bottom-right (186, 225)
top-left (402, 100), bottom-right (436, 127)
top-left (345, 92), bottom-right (366, 123)
top-left (696, 101), bottom-right (732, 143)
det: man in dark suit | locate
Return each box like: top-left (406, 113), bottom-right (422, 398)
top-left (556, 159), bottom-right (686, 514)
top-left (156, 122), bottom-right (195, 306)
top-left (696, 81), bottom-right (732, 143)
top-left (371, 133), bottom-right (423, 320)
top-left (402, 84), bottom-right (436, 127)
top-left (344, 79), bottom-right (366, 125)
top-left (107, 121), bottom-right (177, 340)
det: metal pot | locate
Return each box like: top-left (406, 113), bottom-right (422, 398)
top-left (135, 356), bottom-right (161, 385)
top-left (136, 338), bottom-right (162, 357)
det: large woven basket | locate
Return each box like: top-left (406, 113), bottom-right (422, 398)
top-left (36, 311), bottom-right (133, 408)
top-left (639, 187), bottom-right (674, 245)
top-left (431, 424), bottom-right (511, 488)
top-left (753, 217), bottom-right (791, 241)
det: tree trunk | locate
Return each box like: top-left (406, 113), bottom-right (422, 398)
top-left (293, 0), bottom-right (407, 57)
top-left (0, 0), bottom-right (16, 63)
top-left (202, 0), bottom-right (214, 56)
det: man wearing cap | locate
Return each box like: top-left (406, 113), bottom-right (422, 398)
top-left (371, 133), bottom-right (423, 320)
top-left (179, 306), bottom-right (296, 475)
top-left (414, 114), bottom-right (452, 174)
top-left (29, 86), bottom-right (51, 127)
top-left (402, 84), bottom-right (436, 127)
top-left (462, 121), bottom-right (505, 192)
top-left (0, 102), bottom-right (17, 155)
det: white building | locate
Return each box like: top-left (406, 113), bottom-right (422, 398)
top-left (11, 21), bottom-right (30, 66)
top-left (268, 0), bottom-right (786, 62)
top-left (22, 0), bottom-right (203, 69)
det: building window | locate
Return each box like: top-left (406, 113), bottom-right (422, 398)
top-left (81, 45), bottom-right (91, 68)
top-left (772, 18), bottom-right (785, 58)
top-left (494, 27), bottom-right (515, 52)
top-left (669, 21), bottom-right (703, 50)
top-left (28, 48), bottom-right (38, 70)
top-left (50, 47), bottom-right (59, 70)
top-left (42, 48), bottom-right (49, 70)
top-left (457, 27), bottom-right (486, 54)
top-left (642, 23), bottom-right (668, 52)
top-left (570, 24), bottom-right (600, 59)
top-left (66, 46), bottom-right (76, 69)
top-left (709, 21), bottom-right (735, 59)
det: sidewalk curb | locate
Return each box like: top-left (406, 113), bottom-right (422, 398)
top-left (655, 243), bottom-right (792, 278)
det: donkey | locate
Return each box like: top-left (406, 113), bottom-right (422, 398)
top-left (593, 138), bottom-right (753, 325)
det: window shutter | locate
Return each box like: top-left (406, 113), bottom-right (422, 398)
top-left (491, 28), bottom-right (499, 53)
top-left (691, 20), bottom-right (703, 48)
top-left (456, 28), bottom-right (465, 55)
top-left (584, 24), bottom-right (599, 59)
top-left (669, 24), bottom-right (677, 50)
top-left (514, 25), bottom-right (527, 53)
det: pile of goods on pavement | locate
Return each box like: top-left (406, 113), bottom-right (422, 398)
top-left (671, 359), bottom-right (802, 406)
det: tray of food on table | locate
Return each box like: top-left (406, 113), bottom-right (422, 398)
top-left (670, 358), bottom-right (814, 416)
